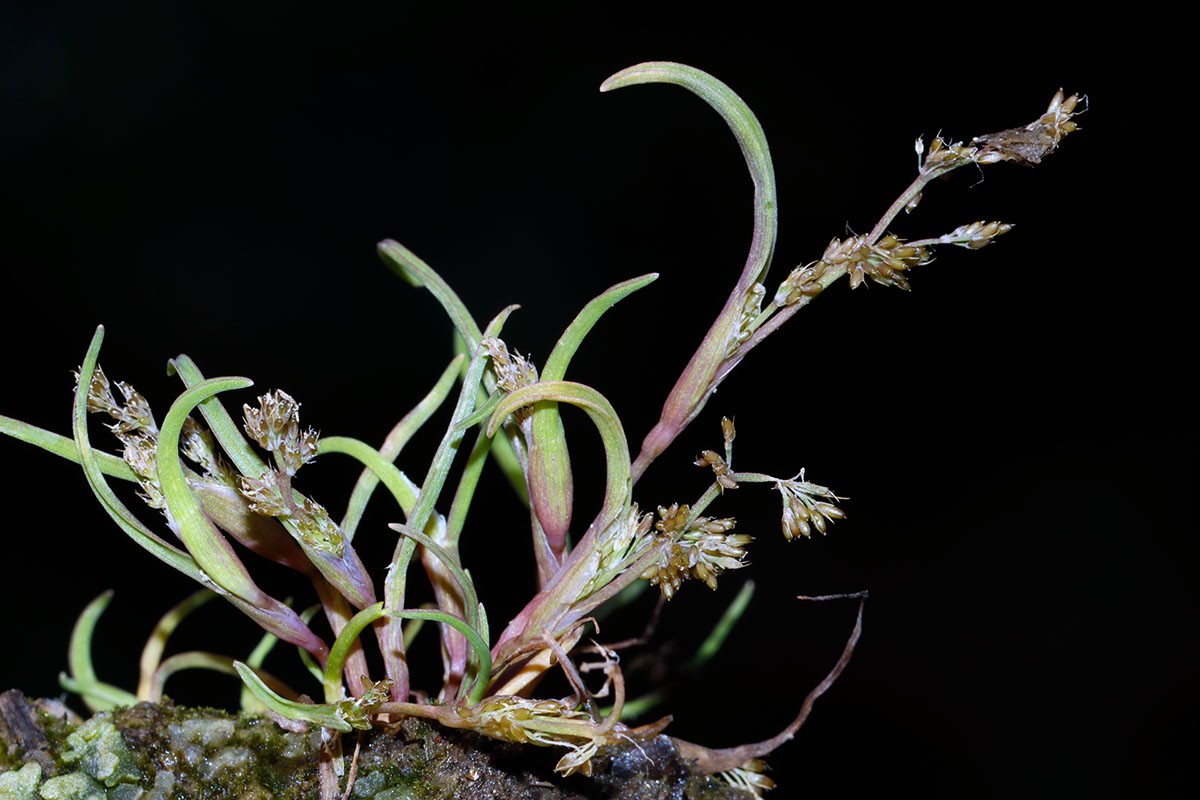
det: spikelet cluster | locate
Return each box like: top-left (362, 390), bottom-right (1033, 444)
top-left (774, 258), bottom-right (834, 306)
top-left (242, 390), bottom-right (318, 476)
top-left (579, 503), bottom-right (655, 598)
top-left (641, 503), bottom-right (749, 598)
top-left (77, 367), bottom-right (239, 511)
top-left (334, 678), bottom-right (393, 730)
top-left (239, 390), bottom-right (344, 555)
top-left (482, 337), bottom-right (540, 423)
top-left (936, 220), bottom-right (1013, 249)
top-left (78, 367), bottom-right (167, 509)
top-left (464, 696), bottom-right (602, 776)
top-left (775, 472), bottom-right (846, 540)
top-left (726, 282), bottom-right (766, 357)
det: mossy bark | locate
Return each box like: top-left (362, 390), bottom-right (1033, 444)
top-left (0, 691), bottom-right (752, 800)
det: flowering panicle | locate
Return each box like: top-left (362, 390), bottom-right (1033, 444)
top-left (81, 367), bottom-right (157, 434)
top-left (238, 470), bottom-right (345, 555)
top-left (775, 471), bottom-right (846, 540)
top-left (483, 337), bottom-right (538, 392)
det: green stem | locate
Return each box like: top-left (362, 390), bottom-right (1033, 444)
top-left (339, 355), bottom-right (463, 539)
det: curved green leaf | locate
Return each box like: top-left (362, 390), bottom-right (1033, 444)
top-left (323, 602), bottom-right (387, 703)
top-left (542, 273), bottom-right (659, 380)
top-left (525, 274), bottom-right (658, 565)
top-left (488, 380), bottom-right (630, 545)
top-left (149, 652), bottom-right (296, 704)
top-left (600, 64), bottom-right (775, 289)
top-left (601, 63), bottom-right (779, 481)
top-left (157, 376), bottom-right (265, 604)
top-left (387, 524), bottom-right (484, 645)
top-left (377, 240), bottom-right (484, 351)
top-left (234, 661), bottom-right (354, 732)
top-left (318, 436), bottom-right (420, 517)
top-left (63, 591), bottom-right (138, 712)
top-left (388, 608), bottom-right (492, 705)
top-left (167, 356), bottom-right (268, 478)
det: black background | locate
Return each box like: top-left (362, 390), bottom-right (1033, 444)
top-left (1, 5), bottom-right (1191, 798)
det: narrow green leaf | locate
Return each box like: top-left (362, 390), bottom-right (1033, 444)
top-left (318, 436), bottom-right (420, 517)
top-left (339, 355), bottom-right (464, 540)
top-left (542, 273), bottom-right (659, 380)
top-left (377, 240), bottom-right (484, 351)
top-left (524, 274), bottom-right (660, 560)
top-left (442, 427), bottom-right (493, 556)
top-left (149, 652), bottom-right (297, 704)
top-left (689, 579), bottom-right (755, 669)
top-left (0, 414), bottom-right (136, 481)
top-left (167, 356), bottom-right (268, 478)
top-left (234, 661), bottom-right (353, 732)
top-left (388, 608), bottom-right (493, 705)
top-left (381, 306), bottom-right (515, 693)
top-left (137, 589), bottom-right (216, 701)
top-left (600, 64), bottom-right (775, 289)
top-left (240, 623), bottom-right (286, 712)
top-left (387, 524), bottom-right (484, 644)
top-left (64, 591), bottom-right (138, 712)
